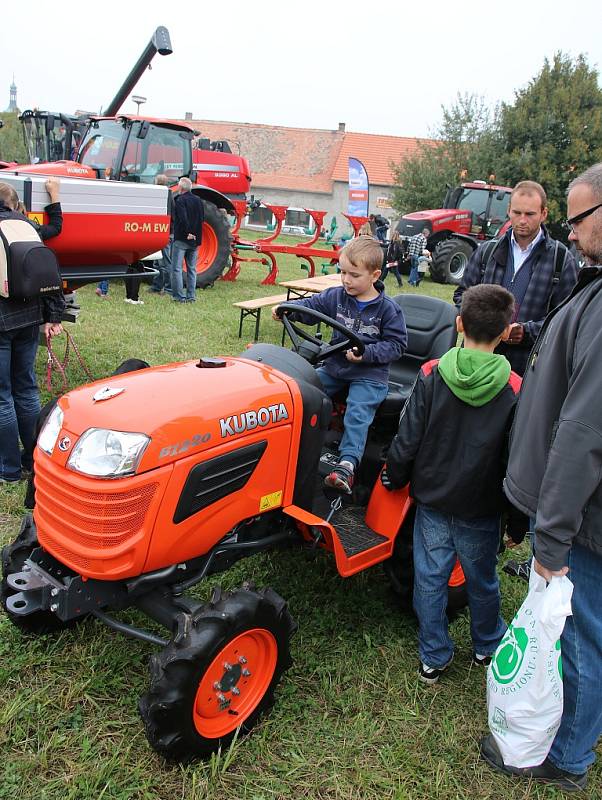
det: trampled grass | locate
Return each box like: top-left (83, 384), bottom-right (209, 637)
top-left (1, 240), bottom-right (598, 799)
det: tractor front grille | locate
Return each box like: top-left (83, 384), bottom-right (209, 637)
top-left (34, 459), bottom-right (158, 572)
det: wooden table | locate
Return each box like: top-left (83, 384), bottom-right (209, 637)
top-left (279, 273), bottom-right (341, 300)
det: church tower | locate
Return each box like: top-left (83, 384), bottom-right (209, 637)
top-left (6, 76), bottom-right (18, 112)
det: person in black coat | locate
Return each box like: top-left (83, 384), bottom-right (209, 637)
top-left (171, 177), bottom-right (204, 303)
top-left (0, 178), bottom-right (65, 484)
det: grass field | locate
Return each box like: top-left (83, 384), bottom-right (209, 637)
top-left (1, 239), bottom-right (599, 799)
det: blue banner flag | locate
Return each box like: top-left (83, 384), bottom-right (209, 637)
top-left (348, 157), bottom-right (369, 216)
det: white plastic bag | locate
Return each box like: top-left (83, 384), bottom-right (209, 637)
top-left (486, 565), bottom-right (573, 768)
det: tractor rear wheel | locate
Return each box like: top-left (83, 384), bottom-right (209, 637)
top-left (430, 239), bottom-right (474, 285)
top-left (1, 515), bottom-right (74, 634)
top-left (194, 200), bottom-right (232, 289)
top-left (139, 585), bottom-right (297, 761)
top-left (383, 506), bottom-right (468, 618)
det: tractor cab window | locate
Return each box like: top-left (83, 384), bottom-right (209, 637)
top-left (21, 114), bottom-right (46, 163)
top-left (48, 121), bottom-right (67, 161)
top-left (121, 123), bottom-right (192, 185)
top-left (487, 191), bottom-right (510, 237)
top-left (455, 187), bottom-right (492, 233)
top-left (78, 119), bottom-right (125, 178)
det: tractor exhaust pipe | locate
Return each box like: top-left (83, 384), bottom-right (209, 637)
top-left (104, 26), bottom-right (173, 117)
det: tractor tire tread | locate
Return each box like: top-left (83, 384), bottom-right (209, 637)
top-left (139, 585), bottom-right (295, 761)
top-left (195, 200), bottom-right (231, 289)
top-left (430, 239), bottom-right (474, 285)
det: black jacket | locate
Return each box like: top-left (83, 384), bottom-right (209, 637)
top-left (0, 203), bottom-right (65, 333)
top-left (386, 360), bottom-right (520, 519)
top-left (173, 191), bottom-right (204, 243)
top-left (504, 267), bottom-right (602, 570)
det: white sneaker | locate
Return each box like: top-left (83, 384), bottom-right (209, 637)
top-left (132, 300), bottom-right (144, 305)
top-left (124, 298), bottom-right (133, 304)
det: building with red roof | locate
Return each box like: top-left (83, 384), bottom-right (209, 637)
top-left (184, 117), bottom-right (434, 234)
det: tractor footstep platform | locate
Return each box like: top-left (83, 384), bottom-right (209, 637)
top-left (334, 506), bottom-right (387, 557)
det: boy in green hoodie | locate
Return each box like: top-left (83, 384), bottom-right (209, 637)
top-left (382, 284), bottom-right (521, 684)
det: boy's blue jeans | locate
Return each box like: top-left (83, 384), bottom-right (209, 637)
top-left (0, 325), bottom-right (41, 481)
top-left (412, 504), bottom-right (506, 667)
top-left (316, 368), bottom-right (387, 467)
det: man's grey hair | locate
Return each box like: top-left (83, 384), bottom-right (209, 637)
top-left (568, 163), bottom-right (602, 202)
top-left (178, 177), bottom-right (192, 192)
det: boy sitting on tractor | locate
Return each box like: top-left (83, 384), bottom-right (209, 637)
top-left (382, 285), bottom-right (524, 683)
top-left (273, 236), bottom-right (407, 494)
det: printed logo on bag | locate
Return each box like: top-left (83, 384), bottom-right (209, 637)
top-left (491, 707), bottom-right (508, 731)
top-left (491, 624), bottom-right (529, 685)
top-left (555, 639), bottom-right (563, 680)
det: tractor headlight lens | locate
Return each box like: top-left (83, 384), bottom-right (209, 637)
top-left (38, 405), bottom-right (64, 455)
top-left (67, 429), bottom-right (150, 478)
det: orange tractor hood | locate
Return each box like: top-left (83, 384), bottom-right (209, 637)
top-left (54, 357), bottom-right (294, 474)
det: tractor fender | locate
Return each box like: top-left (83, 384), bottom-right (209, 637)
top-left (436, 232), bottom-right (478, 251)
top-left (191, 183), bottom-right (235, 215)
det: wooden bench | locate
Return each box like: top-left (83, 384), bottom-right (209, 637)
top-left (233, 293), bottom-right (289, 341)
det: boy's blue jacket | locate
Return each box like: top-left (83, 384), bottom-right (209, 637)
top-left (284, 282), bottom-right (407, 383)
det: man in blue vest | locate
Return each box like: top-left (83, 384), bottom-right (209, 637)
top-left (453, 181), bottom-right (578, 377)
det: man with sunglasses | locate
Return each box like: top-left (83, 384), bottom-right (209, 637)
top-left (481, 163), bottom-right (602, 793)
top-left (454, 180), bottom-right (578, 377)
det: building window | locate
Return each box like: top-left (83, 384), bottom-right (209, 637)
top-left (247, 205), bottom-right (273, 226)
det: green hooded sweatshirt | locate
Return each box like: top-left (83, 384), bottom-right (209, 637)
top-left (437, 347), bottom-right (510, 407)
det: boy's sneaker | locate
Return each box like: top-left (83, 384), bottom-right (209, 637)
top-left (418, 656), bottom-right (453, 684)
top-left (503, 558), bottom-right (531, 582)
top-left (472, 653), bottom-right (492, 667)
top-left (324, 461), bottom-right (354, 494)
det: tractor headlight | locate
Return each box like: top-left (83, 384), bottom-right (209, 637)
top-left (67, 429), bottom-right (150, 478)
top-left (38, 405), bottom-right (64, 455)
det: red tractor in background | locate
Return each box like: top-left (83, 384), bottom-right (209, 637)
top-left (396, 180), bottom-right (512, 285)
top-left (3, 27), bottom-right (252, 289)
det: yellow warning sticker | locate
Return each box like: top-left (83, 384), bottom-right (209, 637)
top-left (27, 212), bottom-right (44, 225)
top-left (259, 490), bottom-right (283, 512)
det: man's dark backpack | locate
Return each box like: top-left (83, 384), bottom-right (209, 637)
top-left (0, 214), bottom-right (62, 299)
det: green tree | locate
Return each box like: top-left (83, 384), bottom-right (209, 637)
top-left (0, 111), bottom-right (27, 164)
top-left (499, 52), bottom-right (602, 237)
top-left (390, 93), bottom-right (504, 216)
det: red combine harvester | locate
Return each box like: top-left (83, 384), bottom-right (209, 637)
top-left (1, 27), bottom-right (252, 290)
top-left (396, 180), bottom-right (513, 284)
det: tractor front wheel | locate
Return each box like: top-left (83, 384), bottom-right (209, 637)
top-left (429, 239), bottom-right (474, 285)
top-left (1, 515), bottom-right (76, 634)
top-left (139, 585), bottom-right (297, 761)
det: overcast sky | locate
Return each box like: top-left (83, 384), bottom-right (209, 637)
top-left (3, 0), bottom-right (601, 138)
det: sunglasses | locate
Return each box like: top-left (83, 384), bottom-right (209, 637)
top-left (563, 202), bottom-right (602, 232)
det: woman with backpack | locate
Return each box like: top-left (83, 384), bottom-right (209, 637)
top-left (0, 178), bottom-right (65, 484)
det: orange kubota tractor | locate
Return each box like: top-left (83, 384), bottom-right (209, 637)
top-left (1, 297), bottom-right (466, 761)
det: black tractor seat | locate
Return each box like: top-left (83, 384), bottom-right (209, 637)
top-left (377, 293), bottom-right (458, 421)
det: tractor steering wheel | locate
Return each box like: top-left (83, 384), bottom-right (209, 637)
top-left (277, 302), bottom-right (365, 364)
